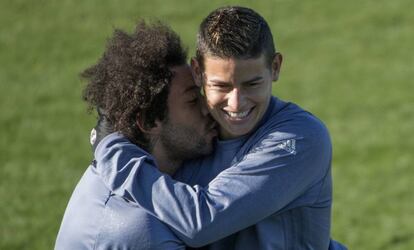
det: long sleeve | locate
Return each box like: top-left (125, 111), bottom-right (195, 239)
top-left (95, 118), bottom-right (332, 247)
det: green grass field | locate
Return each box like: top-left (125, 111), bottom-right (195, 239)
top-left (1, 0), bottom-right (413, 249)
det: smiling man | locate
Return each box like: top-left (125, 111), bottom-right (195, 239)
top-left (197, 54), bottom-right (279, 139)
top-left (92, 6), bottom-right (347, 250)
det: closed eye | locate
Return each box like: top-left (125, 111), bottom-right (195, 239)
top-left (188, 98), bottom-right (198, 104)
top-left (187, 92), bottom-right (199, 104)
top-left (246, 81), bottom-right (262, 87)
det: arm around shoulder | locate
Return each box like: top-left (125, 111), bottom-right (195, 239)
top-left (94, 119), bottom-right (332, 247)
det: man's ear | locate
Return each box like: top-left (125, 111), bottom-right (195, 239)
top-left (271, 53), bottom-right (283, 81)
top-left (191, 57), bottom-right (203, 87)
top-left (136, 112), bottom-right (162, 135)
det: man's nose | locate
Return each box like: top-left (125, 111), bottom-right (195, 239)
top-left (227, 88), bottom-right (244, 110)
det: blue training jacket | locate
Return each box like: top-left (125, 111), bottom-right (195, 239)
top-left (90, 97), bottom-right (347, 249)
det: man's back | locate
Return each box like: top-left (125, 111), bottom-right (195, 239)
top-left (55, 162), bottom-right (183, 250)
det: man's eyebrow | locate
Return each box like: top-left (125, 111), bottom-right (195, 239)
top-left (241, 76), bottom-right (264, 84)
top-left (208, 79), bottom-right (230, 85)
top-left (182, 85), bottom-right (198, 94)
top-left (208, 76), bottom-right (264, 85)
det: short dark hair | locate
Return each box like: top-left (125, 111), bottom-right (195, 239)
top-left (196, 6), bottom-right (276, 69)
top-left (82, 20), bottom-right (187, 149)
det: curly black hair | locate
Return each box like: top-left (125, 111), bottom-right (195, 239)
top-left (82, 20), bottom-right (187, 149)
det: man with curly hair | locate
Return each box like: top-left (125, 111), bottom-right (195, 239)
top-left (55, 21), bottom-right (217, 249)
top-left (91, 6), bottom-right (347, 250)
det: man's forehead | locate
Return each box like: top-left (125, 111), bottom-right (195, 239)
top-left (203, 54), bottom-right (267, 67)
top-left (202, 55), bottom-right (268, 82)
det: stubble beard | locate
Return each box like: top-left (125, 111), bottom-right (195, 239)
top-left (160, 122), bottom-right (213, 162)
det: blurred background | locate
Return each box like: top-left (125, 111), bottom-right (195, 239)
top-left (1, 0), bottom-right (413, 249)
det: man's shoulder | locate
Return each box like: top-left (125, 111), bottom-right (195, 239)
top-left (261, 98), bottom-right (329, 139)
top-left (95, 132), bottom-right (151, 159)
top-left (242, 98), bottom-right (331, 160)
top-left (94, 132), bottom-right (156, 184)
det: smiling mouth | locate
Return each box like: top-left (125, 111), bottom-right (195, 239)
top-left (223, 108), bottom-right (254, 120)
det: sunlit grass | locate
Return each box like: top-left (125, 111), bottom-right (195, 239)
top-left (1, 0), bottom-right (413, 249)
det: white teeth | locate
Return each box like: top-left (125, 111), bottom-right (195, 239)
top-left (226, 110), bottom-right (249, 118)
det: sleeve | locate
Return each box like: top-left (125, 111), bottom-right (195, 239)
top-left (95, 127), bottom-right (332, 247)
